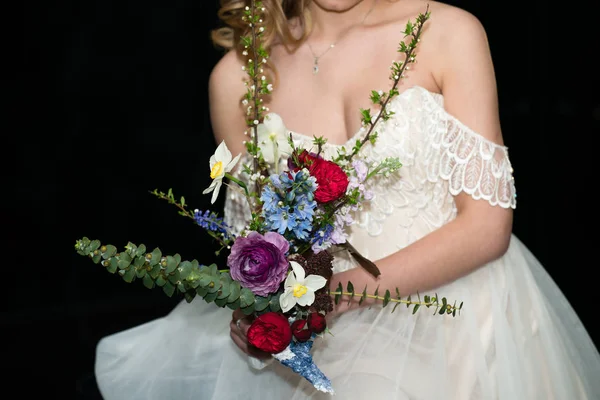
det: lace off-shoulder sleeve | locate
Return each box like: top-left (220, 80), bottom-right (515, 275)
top-left (426, 110), bottom-right (517, 209)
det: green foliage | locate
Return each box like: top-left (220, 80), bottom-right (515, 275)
top-left (74, 237), bottom-right (281, 315)
top-left (329, 279), bottom-right (460, 317)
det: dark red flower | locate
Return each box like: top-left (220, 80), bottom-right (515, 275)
top-left (247, 312), bottom-right (292, 353)
top-left (293, 150), bottom-right (349, 203)
top-left (307, 312), bottom-right (327, 334)
top-left (290, 319), bottom-right (312, 342)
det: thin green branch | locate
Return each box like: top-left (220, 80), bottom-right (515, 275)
top-left (345, 6), bottom-right (431, 163)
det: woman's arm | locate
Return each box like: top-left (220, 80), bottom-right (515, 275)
top-left (330, 9), bottom-right (514, 314)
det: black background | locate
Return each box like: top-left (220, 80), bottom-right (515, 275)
top-left (8, 0), bottom-right (596, 398)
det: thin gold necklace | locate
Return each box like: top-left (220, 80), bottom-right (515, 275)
top-left (307, 0), bottom-right (379, 74)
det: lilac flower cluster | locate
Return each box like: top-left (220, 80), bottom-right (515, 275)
top-left (348, 160), bottom-right (374, 203)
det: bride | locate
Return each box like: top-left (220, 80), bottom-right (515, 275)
top-left (94, 0), bottom-right (600, 399)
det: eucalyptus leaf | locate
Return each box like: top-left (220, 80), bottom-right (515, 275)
top-left (383, 290), bottom-right (391, 307)
top-left (198, 273), bottom-right (213, 287)
top-left (143, 274), bottom-right (154, 289)
top-left (163, 282), bottom-right (175, 297)
top-left (196, 286), bottom-right (208, 298)
top-left (135, 244), bottom-right (147, 257)
top-left (107, 258), bottom-right (118, 274)
top-left (179, 261), bottom-right (192, 279)
top-left (217, 281), bottom-right (230, 300)
top-left (254, 296), bottom-right (270, 312)
top-left (214, 297), bottom-right (228, 308)
top-left (89, 240), bottom-right (101, 252)
top-left (151, 248), bottom-right (162, 265)
top-left (103, 245), bottom-right (117, 259)
top-left (119, 252), bottom-right (132, 263)
top-left (227, 281), bottom-right (241, 303)
top-left (268, 297), bottom-right (281, 312)
top-left (204, 291), bottom-right (218, 303)
top-left (125, 242), bottom-right (137, 256)
top-left (207, 280), bottom-right (221, 294)
top-left (165, 256), bottom-right (178, 274)
top-left (149, 263), bottom-right (161, 278)
top-left (184, 291), bottom-right (196, 303)
top-left (226, 298), bottom-right (241, 310)
top-left (133, 257), bottom-right (146, 268)
top-left (168, 270), bottom-right (181, 284)
top-left (334, 282), bottom-right (343, 305)
top-left (156, 276), bottom-right (167, 287)
top-left (239, 287), bottom-right (255, 308)
top-left (117, 259), bottom-right (131, 270)
top-left (122, 268), bottom-right (136, 283)
top-left (241, 304), bottom-right (255, 315)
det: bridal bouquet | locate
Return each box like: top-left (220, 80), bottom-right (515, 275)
top-left (74, 2), bottom-right (460, 394)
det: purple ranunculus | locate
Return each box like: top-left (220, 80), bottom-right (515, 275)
top-left (228, 231), bottom-right (290, 296)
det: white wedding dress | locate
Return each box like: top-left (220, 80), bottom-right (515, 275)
top-left (94, 86), bottom-right (600, 399)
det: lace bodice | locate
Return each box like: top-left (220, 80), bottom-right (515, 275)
top-left (223, 86), bottom-right (516, 265)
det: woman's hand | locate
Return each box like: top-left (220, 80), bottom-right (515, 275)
top-left (229, 309), bottom-right (272, 360)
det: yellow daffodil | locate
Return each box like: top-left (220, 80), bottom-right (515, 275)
top-left (280, 261), bottom-right (327, 313)
top-left (202, 140), bottom-right (241, 204)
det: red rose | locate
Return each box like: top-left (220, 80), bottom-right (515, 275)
top-left (247, 312), bottom-right (292, 353)
top-left (290, 319), bottom-right (312, 342)
top-left (294, 150), bottom-right (349, 203)
top-left (307, 312), bottom-right (327, 334)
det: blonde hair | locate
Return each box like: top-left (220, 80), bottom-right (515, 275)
top-left (211, 0), bottom-right (312, 56)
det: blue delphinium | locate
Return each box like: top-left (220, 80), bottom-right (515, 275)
top-left (311, 223), bottom-right (334, 252)
top-left (193, 210), bottom-right (233, 239)
top-left (260, 168), bottom-right (317, 241)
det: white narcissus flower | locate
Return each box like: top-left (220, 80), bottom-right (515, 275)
top-left (257, 113), bottom-right (293, 167)
top-left (202, 140), bottom-right (241, 204)
top-left (280, 261), bottom-right (327, 313)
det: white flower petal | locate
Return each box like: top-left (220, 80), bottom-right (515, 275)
top-left (202, 179), bottom-right (218, 194)
top-left (296, 290), bottom-right (315, 307)
top-left (214, 140), bottom-right (232, 165)
top-left (208, 154), bottom-right (217, 169)
top-left (256, 123), bottom-right (268, 140)
top-left (263, 113), bottom-right (286, 135)
top-left (226, 153), bottom-right (242, 172)
top-left (277, 138), bottom-right (293, 156)
top-left (261, 144), bottom-right (275, 164)
top-left (210, 181), bottom-right (222, 204)
top-left (280, 290), bottom-right (296, 313)
top-left (289, 261), bottom-right (305, 282)
top-left (283, 269), bottom-right (297, 289)
top-left (303, 275), bottom-right (327, 292)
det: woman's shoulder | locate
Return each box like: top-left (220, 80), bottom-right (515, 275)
top-left (381, 1), bottom-right (490, 84)
top-left (209, 50), bottom-right (246, 89)
top-left (208, 49), bottom-right (247, 111)
top-left (383, 1), bottom-right (488, 46)
top-left (385, 1), bottom-right (483, 25)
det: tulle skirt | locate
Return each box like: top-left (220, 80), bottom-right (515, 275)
top-left (95, 235), bottom-right (600, 399)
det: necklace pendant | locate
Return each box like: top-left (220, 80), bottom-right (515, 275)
top-left (313, 57), bottom-right (319, 74)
